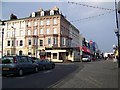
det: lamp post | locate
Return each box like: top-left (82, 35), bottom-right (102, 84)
top-left (0, 21), bottom-right (5, 58)
top-left (115, 0), bottom-right (120, 68)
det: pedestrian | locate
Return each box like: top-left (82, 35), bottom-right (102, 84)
top-left (113, 49), bottom-right (118, 62)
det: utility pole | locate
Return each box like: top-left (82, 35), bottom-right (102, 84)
top-left (0, 21), bottom-right (5, 58)
top-left (115, 0), bottom-right (120, 68)
top-left (118, 1), bottom-right (120, 68)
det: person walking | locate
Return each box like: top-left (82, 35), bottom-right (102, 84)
top-left (113, 49), bottom-right (118, 62)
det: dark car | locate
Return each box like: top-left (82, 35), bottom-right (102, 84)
top-left (1, 55), bottom-right (39, 76)
top-left (30, 57), bottom-right (43, 70)
top-left (32, 58), bottom-right (55, 70)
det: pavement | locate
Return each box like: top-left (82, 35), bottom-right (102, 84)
top-left (51, 59), bottom-right (118, 88)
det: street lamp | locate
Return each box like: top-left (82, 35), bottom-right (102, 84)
top-left (0, 21), bottom-right (5, 58)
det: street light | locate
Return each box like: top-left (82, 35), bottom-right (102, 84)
top-left (0, 21), bottom-right (5, 58)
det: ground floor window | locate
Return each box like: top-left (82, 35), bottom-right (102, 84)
top-left (53, 53), bottom-right (57, 59)
top-left (7, 50), bottom-right (10, 55)
top-left (28, 52), bottom-right (31, 55)
top-left (47, 52), bottom-right (51, 58)
top-left (19, 50), bottom-right (22, 55)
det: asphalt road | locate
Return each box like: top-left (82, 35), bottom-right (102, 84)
top-left (2, 59), bottom-right (118, 89)
top-left (2, 63), bottom-right (82, 89)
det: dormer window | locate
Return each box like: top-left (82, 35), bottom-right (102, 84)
top-left (32, 12), bottom-right (35, 17)
top-left (50, 10), bottom-right (54, 15)
top-left (41, 11), bottom-right (44, 16)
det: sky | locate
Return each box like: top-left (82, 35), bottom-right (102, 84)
top-left (1, 1), bottom-right (120, 52)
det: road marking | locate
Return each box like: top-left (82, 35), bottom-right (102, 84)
top-left (43, 70), bottom-right (51, 74)
top-left (15, 77), bottom-right (25, 79)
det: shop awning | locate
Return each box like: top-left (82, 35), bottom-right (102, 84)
top-left (80, 46), bottom-right (91, 54)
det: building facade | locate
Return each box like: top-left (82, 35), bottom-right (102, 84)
top-left (2, 6), bottom-right (81, 62)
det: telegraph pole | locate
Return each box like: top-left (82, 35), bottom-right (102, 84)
top-left (115, 0), bottom-right (120, 68)
top-left (118, 1), bottom-right (120, 68)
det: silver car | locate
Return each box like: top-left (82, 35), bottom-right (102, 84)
top-left (1, 55), bottom-right (39, 76)
top-left (82, 55), bottom-right (92, 62)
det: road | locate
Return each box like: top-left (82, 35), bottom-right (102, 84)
top-left (2, 59), bottom-right (118, 89)
top-left (2, 63), bottom-right (82, 88)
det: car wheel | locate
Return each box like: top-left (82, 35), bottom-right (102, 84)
top-left (18, 69), bottom-right (23, 76)
top-left (35, 67), bottom-right (38, 73)
top-left (52, 65), bottom-right (55, 69)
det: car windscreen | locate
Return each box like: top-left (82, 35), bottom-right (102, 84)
top-left (2, 57), bottom-right (14, 64)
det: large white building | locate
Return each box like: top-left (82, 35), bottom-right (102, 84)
top-left (1, 7), bottom-right (82, 62)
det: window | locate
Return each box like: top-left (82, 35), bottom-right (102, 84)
top-left (32, 12), bottom-right (35, 17)
top-left (40, 29), bottom-right (43, 34)
top-left (21, 21), bottom-right (24, 28)
top-left (53, 28), bottom-right (57, 34)
top-left (28, 52), bottom-right (31, 55)
top-left (34, 21), bottom-right (37, 26)
top-left (34, 29), bottom-right (37, 35)
top-left (53, 37), bottom-right (57, 45)
top-left (0, 32), bottom-right (1, 38)
top-left (50, 10), bottom-right (54, 15)
top-left (12, 40), bottom-right (14, 46)
top-left (53, 18), bottom-right (57, 25)
top-left (28, 39), bottom-right (31, 45)
top-left (46, 19), bottom-right (50, 25)
top-left (27, 30), bottom-right (31, 35)
top-left (46, 28), bottom-right (50, 34)
top-left (8, 23), bottom-right (11, 29)
top-left (34, 38), bottom-right (37, 45)
top-left (48, 38), bottom-right (51, 44)
top-left (20, 21), bottom-right (22, 28)
top-left (41, 11), bottom-right (44, 16)
top-left (19, 50), bottom-right (23, 55)
top-left (28, 22), bottom-right (31, 27)
top-left (7, 32), bottom-right (10, 37)
top-left (12, 31), bottom-right (15, 37)
top-left (7, 40), bottom-right (10, 46)
top-left (40, 40), bottom-right (43, 46)
top-left (20, 30), bottom-right (23, 36)
top-left (53, 53), bottom-right (57, 59)
top-left (7, 50), bottom-right (10, 55)
top-left (62, 37), bottom-right (66, 45)
top-left (20, 40), bottom-right (23, 46)
top-left (40, 21), bottom-right (43, 26)
top-left (16, 40), bottom-right (18, 46)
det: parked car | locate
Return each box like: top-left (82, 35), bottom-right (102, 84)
top-left (32, 58), bottom-right (55, 70)
top-left (30, 57), bottom-right (44, 70)
top-left (1, 55), bottom-right (39, 76)
top-left (82, 55), bottom-right (92, 62)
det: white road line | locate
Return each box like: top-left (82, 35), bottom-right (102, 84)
top-left (43, 70), bottom-right (51, 74)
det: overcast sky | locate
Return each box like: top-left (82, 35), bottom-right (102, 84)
top-left (1, 1), bottom-right (119, 52)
